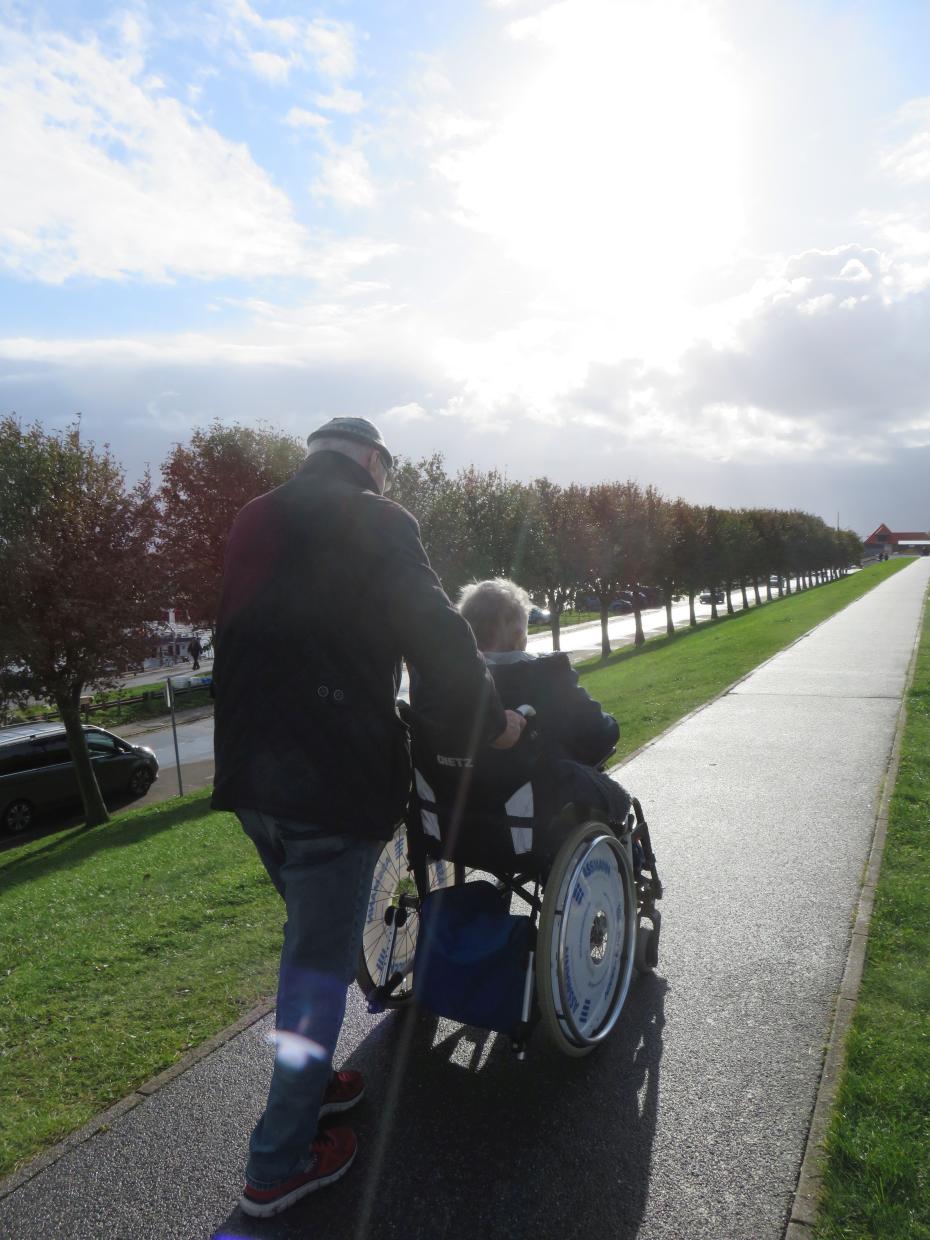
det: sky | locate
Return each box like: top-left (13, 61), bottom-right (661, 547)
top-left (2, 0), bottom-right (930, 537)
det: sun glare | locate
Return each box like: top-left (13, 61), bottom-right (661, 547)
top-left (442, 0), bottom-right (745, 349)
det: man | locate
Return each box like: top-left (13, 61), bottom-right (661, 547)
top-left (440, 577), bottom-right (632, 829)
top-left (188, 634), bottom-right (201, 671)
top-left (211, 418), bottom-right (524, 1218)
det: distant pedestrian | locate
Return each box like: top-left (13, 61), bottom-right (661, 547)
top-left (188, 635), bottom-right (202, 671)
top-left (212, 416), bottom-right (524, 1218)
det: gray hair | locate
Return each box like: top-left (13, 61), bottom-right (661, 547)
top-left (458, 578), bottom-right (531, 651)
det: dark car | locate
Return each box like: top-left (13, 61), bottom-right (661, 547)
top-left (528, 606), bottom-right (551, 625)
top-left (609, 597), bottom-right (633, 613)
top-left (0, 723), bottom-right (159, 834)
top-left (699, 588), bottom-right (726, 605)
top-left (616, 589), bottom-right (649, 610)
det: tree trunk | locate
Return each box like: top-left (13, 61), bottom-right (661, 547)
top-left (726, 585), bottom-right (735, 615)
top-left (785, 574), bottom-right (792, 596)
top-left (766, 579), bottom-right (772, 601)
top-left (599, 602), bottom-right (611, 659)
top-left (711, 593), bottom-right (719, 620)
top-left (740, 579), bottom-right (749, 610)
top-left (689, 592), bottom-right (697, 627)
top-left (633, 604), bottom-right (645, 646)
top-left (665, 599), bottom-right (674, 636)
top-left (752, 578), bottom-right (761, 606)
top-left (549, 606), bottom-right (562, 652)
top-left (56, 683), bottom-right (109, 828)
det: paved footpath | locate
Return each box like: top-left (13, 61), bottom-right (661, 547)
top-left (3, 559), bottom-right (928, 1240)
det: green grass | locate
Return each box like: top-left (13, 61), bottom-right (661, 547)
top-left (528, 608), bottom-right (600, 634)
top-left (814, 586), bottom-right (930, 1240)
top-left (0, 795), bottom-right (280, 1175)
top-left (580, 560), bottom-right (914, 761)
top-left (0, 558), bottom-right (916, 1178)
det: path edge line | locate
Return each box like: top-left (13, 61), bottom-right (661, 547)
top-left (0, 999), bottom-right (275, 1203)
top-left (783, 575), bottom-right (929, 1238)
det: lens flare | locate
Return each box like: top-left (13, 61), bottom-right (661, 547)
top-left (267, 1029), bottom-right (327, 1070)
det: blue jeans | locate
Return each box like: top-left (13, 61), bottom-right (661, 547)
top-left (237, 809), bottom-right (381, 1189)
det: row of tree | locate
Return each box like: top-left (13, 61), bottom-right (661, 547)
top-left (390, 458), bottom-right (863, 657)
top-left (0, 415), bottom-right (862, 825)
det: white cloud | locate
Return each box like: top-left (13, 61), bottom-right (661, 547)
top-left (247, 49), bottom-right (292, 83)
top-left (0, 26), bottom-right (314, 283)
top-left (880, 98), bottom-right (930, 185)
top-left (384, 402), bottom-right (429, 422)
top-left (284, 106), bottom-right (329, 129)
top-left (314, 86), bottom-right (365, 114)
top-left (312, 147), bottom-right (376, 209)
top-left (225, 2), bottom-right (357, 83)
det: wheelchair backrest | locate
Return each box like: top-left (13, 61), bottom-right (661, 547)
top-left (406, 712), bottom-right (540, 870)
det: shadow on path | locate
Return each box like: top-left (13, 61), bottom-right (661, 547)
top-left (214, 975), bottom-right (667, 1240)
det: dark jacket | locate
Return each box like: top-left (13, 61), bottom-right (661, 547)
top-left (211, 451), bottom-right (505, 838)
top-left (412, 649), bottom-right (618, 799)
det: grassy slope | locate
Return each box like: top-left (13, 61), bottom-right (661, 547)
top-left (0, 559), bottom-right (916, 1176)
top-left (815, 587), bottom-right (930, 1240)
top-left (0, 795), bottom-right (278, 1174)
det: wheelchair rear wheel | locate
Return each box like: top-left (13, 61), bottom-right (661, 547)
top-left (536, 821), bottom-right (636, 1056)
top-left (357, 821), bottom-right (455, 1008)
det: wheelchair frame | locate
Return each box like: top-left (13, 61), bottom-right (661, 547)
top-left (357, 785), bottom-right (663, 1058)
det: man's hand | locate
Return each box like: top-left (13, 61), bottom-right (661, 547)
top-left (490, 709), bottom-right (527, 750)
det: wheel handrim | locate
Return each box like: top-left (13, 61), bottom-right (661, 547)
top-left (552, 833), bottom-right (634, 1046)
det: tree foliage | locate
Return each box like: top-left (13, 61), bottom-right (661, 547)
top-left (0, 417), bottom-right (166, 826)
top-left (158, 421), bottom-right (304, 630)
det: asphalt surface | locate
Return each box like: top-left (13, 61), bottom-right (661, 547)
top-left (2, 558), bottom-right (927, 1240)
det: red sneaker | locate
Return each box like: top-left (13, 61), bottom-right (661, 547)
top-left (239, 1127), bottom-right (357, 1218)
top-left (319, 1069), bottom-right (365, 1116)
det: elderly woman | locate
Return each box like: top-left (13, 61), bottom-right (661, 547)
top-left (453, 577), bottom-right (632, 828)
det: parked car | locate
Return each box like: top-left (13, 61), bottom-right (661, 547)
top-left (617, 589), bottom-right (651, 609)
top-left (609, 598), bottom-right (633, 614)
top-left (768, 575), bottom-right (783, 589)
top-left (699, 589), bottom-right (726, 605)
top-left (528, 606), bottom-right (551, 625)
top-left (0, 723), bottom-right (159, 834)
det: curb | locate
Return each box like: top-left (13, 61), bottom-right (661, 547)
top-left (0, 999), bottom-right (274, 1204)
top-left (783, 574), bottom-right (928, 1238)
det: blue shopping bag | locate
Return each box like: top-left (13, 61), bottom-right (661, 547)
top-left (413, 881), bottom-right (533, 1035)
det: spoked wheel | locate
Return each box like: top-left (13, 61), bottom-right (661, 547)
top-left (356, 821), bottom-right (455, 1008)
top-left (2, 798), bottom-right (34, 834)
top-left (536, 821), bottom-right (636, 1056)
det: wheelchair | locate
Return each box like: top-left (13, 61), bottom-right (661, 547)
top-left (357, 706), bottom-right (663, 1057)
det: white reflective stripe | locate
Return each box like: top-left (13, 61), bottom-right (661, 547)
top-left (421, 809), bottom-right (441, 840)
top-left (510, 826), bottom-right (533, 854)
top-left (504, 782), bottom-right (534, 819)
top-left (415, 769), bottom-right (436, 803)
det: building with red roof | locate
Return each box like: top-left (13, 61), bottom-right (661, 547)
top-left (862, 524), bottom-right (930, 556)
